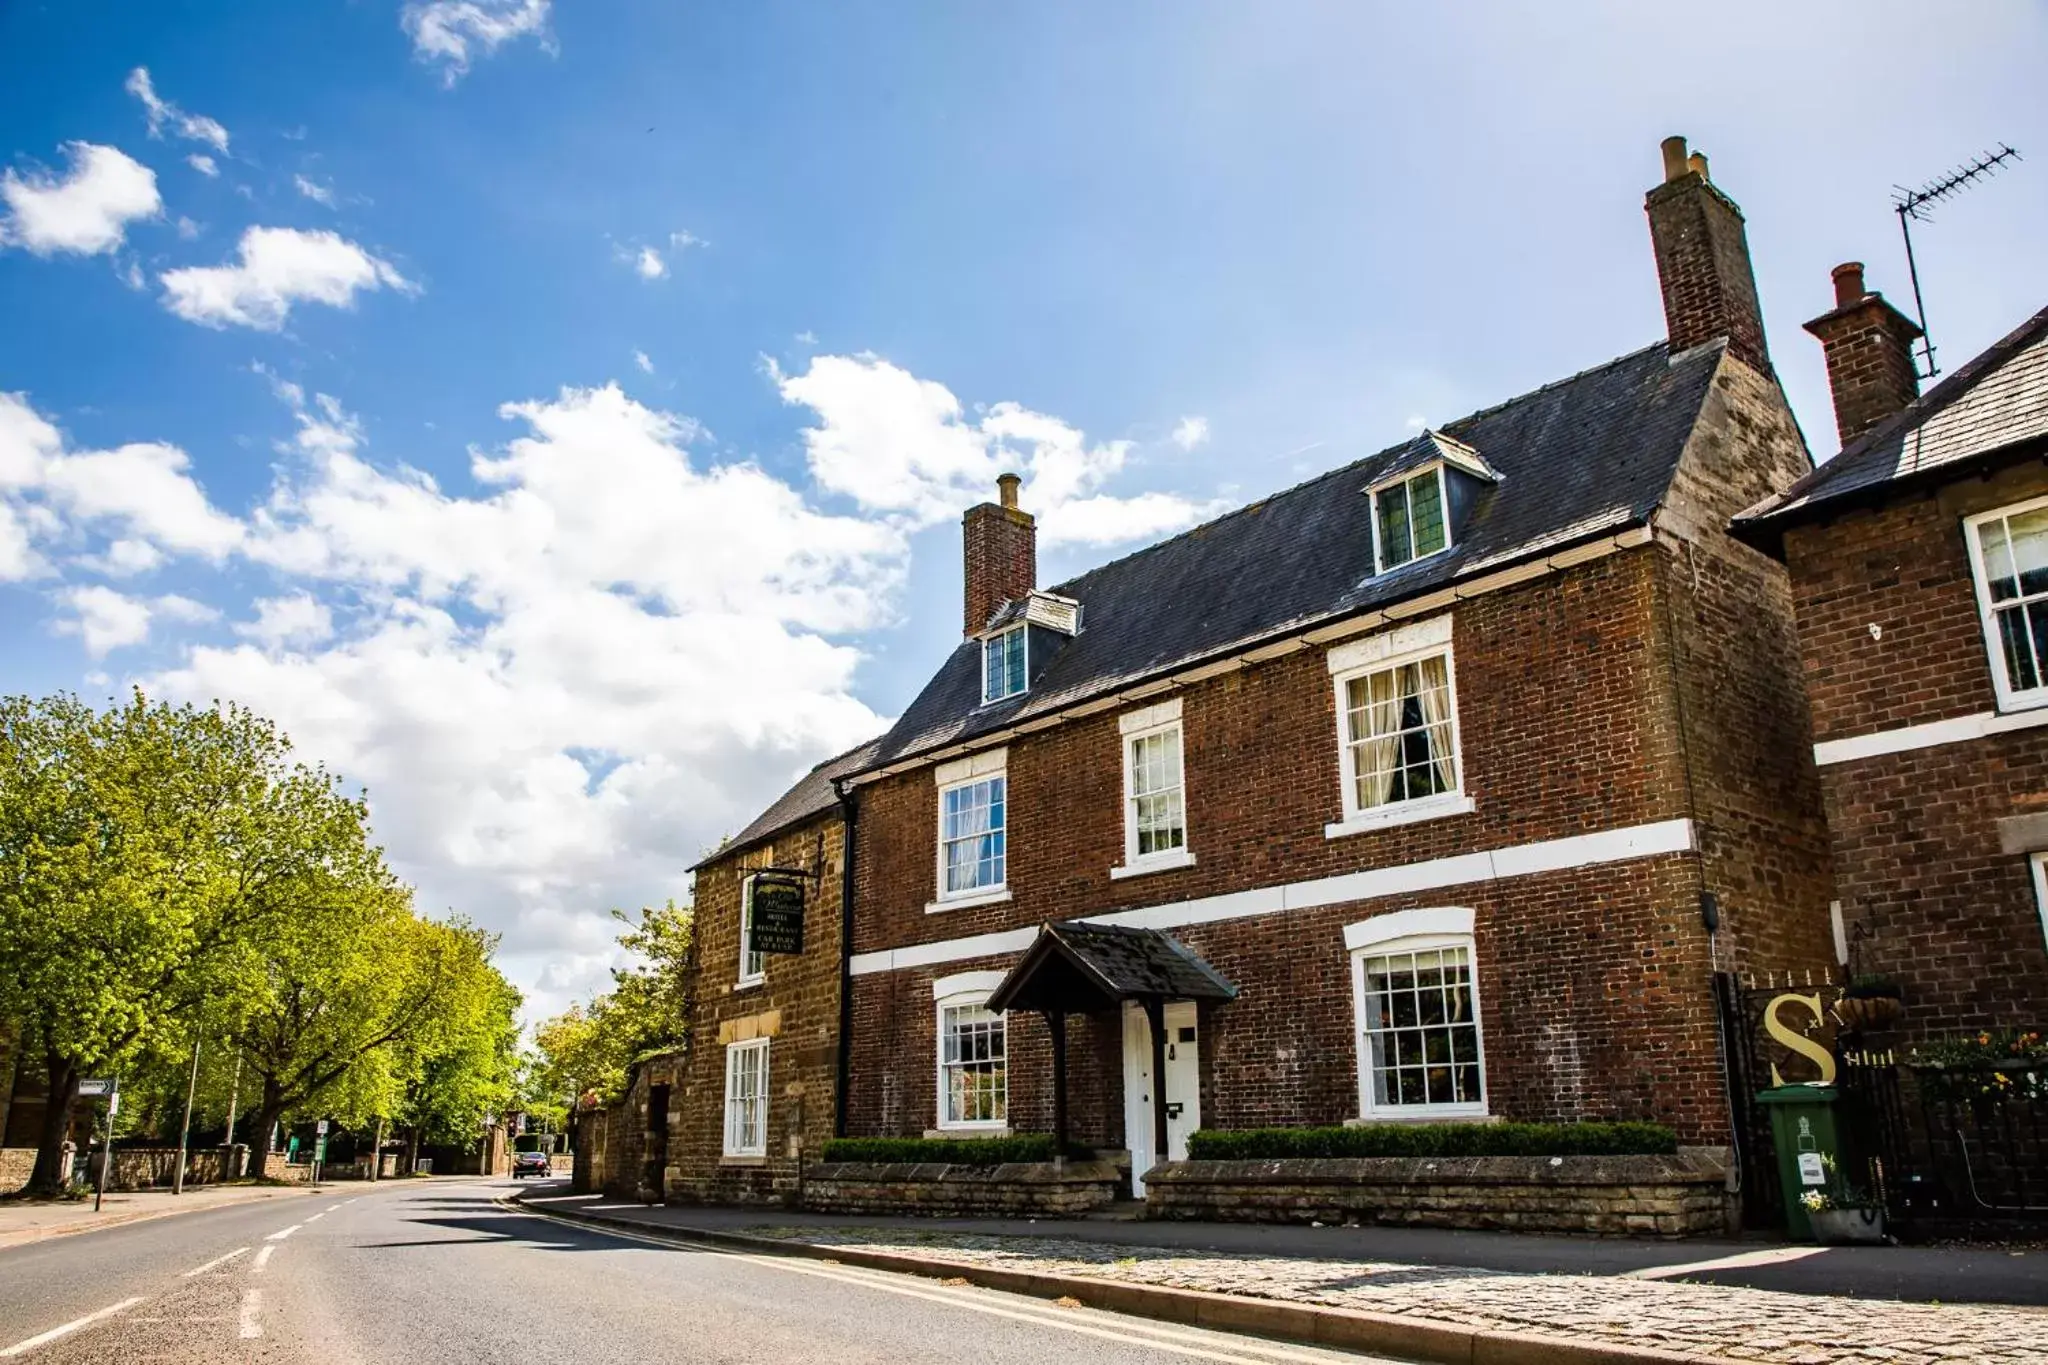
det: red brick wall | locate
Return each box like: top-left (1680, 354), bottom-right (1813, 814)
top-left (1782, 462), bottom-right (2048, 1036)
top-left (962, 501), bottom-right (1036, 636)
top-left (672, 815), bottom-right (847, 1204)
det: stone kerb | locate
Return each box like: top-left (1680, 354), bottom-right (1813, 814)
top-left (1144, 1151), bottom-right (1734, 1237)
top-left (799, 1159), bottom-right (1122, 1217)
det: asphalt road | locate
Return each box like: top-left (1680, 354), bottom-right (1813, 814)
top-left (0, 1178), bottom-right (1406, 1364)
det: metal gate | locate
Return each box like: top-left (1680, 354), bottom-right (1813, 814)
top-left (1718, 971), bottom-right (2048, 1238)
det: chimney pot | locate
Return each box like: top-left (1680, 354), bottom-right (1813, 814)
top-left (997, 472), bottom-right (1021, 510)
top-left (1831, 261), bottom-right (1867, 309)
top-left (1687, 151), bottom-right (1710, 181)
top-left (1660, 136), bottom-right (1689, 183)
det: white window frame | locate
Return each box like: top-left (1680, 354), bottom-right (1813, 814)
top-left (982, 625), bottom-right (1029, 704)
top-left (1963, 494), bottom-right (2048, 712)
top-left (1326, 617), bottom-right (1473, 838)
top-left (722, 1037), bottom-right (771, 1157)
top-left (929, 749), bottom-right (1011, 911)
top-left (1370, 463), bottom-right (1452, 574)
top-left (933, 974), bottom-right (1010, 1133)
top-left (736, 873), bottom-right (766, 988)
top-left (2029, 853), bottom-right (2048, 954)
top-left (1345, 908), bottom-right (1489, 1121)
top-left (1113, 699), bottom-right (1194, 878)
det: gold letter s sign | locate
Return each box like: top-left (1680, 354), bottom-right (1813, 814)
top-left (1763, 992), bottom-right (1837, 1087)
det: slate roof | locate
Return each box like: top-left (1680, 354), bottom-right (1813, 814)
top-left (693, 736), bottom-right (882, 870)
top-left (985, 922), bottom-right (1238, 1015)
top-left (1736, 305), bottom-right (2048, 544)
top-left (868, 338), bottom-right (1729, 769)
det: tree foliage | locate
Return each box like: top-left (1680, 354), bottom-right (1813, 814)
top-left (531, 899), bottom-right (693, 1108)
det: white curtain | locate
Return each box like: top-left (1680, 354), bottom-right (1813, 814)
top-left (1414, 655), bottom-right (1457, 794)
top-left (1352, 674), bottom-right (1400, 807)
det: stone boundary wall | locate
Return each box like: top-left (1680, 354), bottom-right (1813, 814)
top-left (1144, 1151), bottom-right (1734, 1237)
top-left (798, 1160), bottom-right (1122, 1218)
top-left (0, 1146), bottom-right (39, 1193)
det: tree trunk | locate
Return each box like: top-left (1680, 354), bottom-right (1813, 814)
top-left (406, 1125), bottom-right (421, 1176)
top-left (26, 1053), bottom-right (79, 1197)
top-left (248, 1077), bottom-right (286, 1177)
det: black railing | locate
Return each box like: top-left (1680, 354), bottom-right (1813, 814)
top-left (1912, 1060), bottom-right (2048, 1222)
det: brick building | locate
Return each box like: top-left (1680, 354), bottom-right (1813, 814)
top-left (664, 741), bottom-right (876, 1202)
top-left (686, 136), bottom-right (1837, 1199)
top-left (1734, 266), bottom-right (2048, 1041)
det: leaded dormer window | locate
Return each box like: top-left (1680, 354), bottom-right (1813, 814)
top-left (1372, 466), bottom-right (1449, 572)
top-left (982, 626), bottom-right (1027, 703)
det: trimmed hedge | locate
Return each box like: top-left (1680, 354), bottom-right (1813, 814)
top-left (1185, 1120), bottom-right (1678, 1161)
top-left (818, 1135), bottom-right (1074, 1167)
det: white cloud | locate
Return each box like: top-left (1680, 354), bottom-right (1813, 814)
top-left (795, 330), bottom-right (817, 345)
top-left (0, 143), bottom-right (161, 257)
top-left (632, 349), bottom-right (654, 375)
top-left (773, 353), bottom-right (1230, 547)
top-left (293, 175), bottom-right (336, 207)
top-left (0, 506), bottom-right (36, 581)
top-left (126, 68), bottom-right (231, 153)
top-left (175, 216), bottom-right (201, 240)
top-left (59, 585), bottom-right (154, 656)
top-left (186, 154), bottom-right (219, 178)
top-left (159, 226), bottom-right (415, 331)
top-left (632, 245), bottom-right (665, 280)
top-left (403, 0), bottom-right (551, 85)
top-left (237, 593), bottom-right (334, 649)
top-left (669, 230), bottom-right (705, 250)
top-left (1170, 415), bottom-right (1210, 450)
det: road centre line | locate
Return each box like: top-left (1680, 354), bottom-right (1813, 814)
top-left (1623, 1246), bottom-right (1831, 1279)
top-left (183, 1246), bottom-right (250, 1277)
top-left (503, 1202), bottom-right (1354, 1365)
top-left (327, 1203), bottom-right (343, 1212)
top-left (265, 1224), bottom-right (301, 1241)
top-left (253, 1244), bottom-right (277, 1272)
top-left (238, 1289), bottom-right (262, 1340)
top-left (305, 1212), bottom-right (324, 1223)
top-left (0, 1298), bottom-right (145, 1358)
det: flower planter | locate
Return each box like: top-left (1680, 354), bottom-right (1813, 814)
top-left (1808, 1205), bottom-right (1886, 1245)
top-left (1834, 994), bottom-right (1902, 1032)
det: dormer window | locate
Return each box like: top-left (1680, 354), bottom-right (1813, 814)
top-left (1373, 466), bottom-right (1449, 572)
top-left (982, 626), bottom-right (1028, 702)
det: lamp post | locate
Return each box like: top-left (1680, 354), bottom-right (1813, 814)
top-left (173, 1038), bottom-right (201, 1195)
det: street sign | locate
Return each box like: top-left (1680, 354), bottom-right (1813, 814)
top-left (748, 872), bottom-right (807, 955)
top-left (316, 1119), bottom-right (329, 1135)
top-left (78, 1079), bottom-right (114, 1097)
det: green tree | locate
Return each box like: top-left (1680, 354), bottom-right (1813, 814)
top-left (0, 692), bottom-right (360, 1195)
top-left (530, 899), bottom-right (694, 1111)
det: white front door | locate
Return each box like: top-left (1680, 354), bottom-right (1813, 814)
top-left (1122, 1000), bottom-right (1201, 1197)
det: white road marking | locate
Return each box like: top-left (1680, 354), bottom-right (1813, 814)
top-left (239, 1289), bottom-right (262, 1340)
top-left (1623, 1245), bottom-right (1831, 1280)
top-left (265, 1223), bottom-right (301, 1241)
top-left (504, 1202), bottom-right (1357, 1365)
top-left (521, 1194), bottom-right (602, 1203)
top-left (326, 1203), bottom-right (343, 1212)
top-left (182, 1246), bottom-right (249, 1277)
top-left (253, 1245), bottom-right (277, 1273)
top-left (0, 1297), bottom-right (145, 1358)
top-left (305, 1212), bottom-right (324, 1223)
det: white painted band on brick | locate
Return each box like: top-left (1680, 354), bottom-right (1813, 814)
top-left (1813, 704), bottom-right (2048, 766)
top-left (848, 817), bottom-right (1695, 978)
top-left (1342, 906), bottom-right (1474, 951)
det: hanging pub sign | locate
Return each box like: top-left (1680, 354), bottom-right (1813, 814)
top-left (748, 871), bottom-right (807, 955)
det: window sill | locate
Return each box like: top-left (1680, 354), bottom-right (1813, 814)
top-left (719, 1154), bottom-right (768, 1166)
top-left (925, 887), bottom-right (1012, 914)
top-left (1994, 690), bottom-right (2048, 715)
top-left (733, 977), bottom-right (764, 993)
top-left (1111, 849), bottom-right (1196, 880)
top-left (923, 1126), bottom-right (1014, 1140)
top-left (1345, 1109), bottom-right (1493, 1126)
top-left (1324, 794), bottom-right (1475, 840)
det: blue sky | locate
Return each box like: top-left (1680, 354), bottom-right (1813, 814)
top-left (3, 1), bottom-right (2044, 1017)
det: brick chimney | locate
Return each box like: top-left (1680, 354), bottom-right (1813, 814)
top-left (962, 473), bottom-right (1035, 636)
top-left (1645, 135), bottom-right (1771, 372)
top-left (1803, 261), bottom-right (1923, 448)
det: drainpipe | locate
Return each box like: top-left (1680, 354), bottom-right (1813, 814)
top-left (833, 780), bottom-right (859, 1139)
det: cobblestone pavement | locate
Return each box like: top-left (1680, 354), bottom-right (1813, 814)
top-left (752, 1227), bottom-right (2044, 1365)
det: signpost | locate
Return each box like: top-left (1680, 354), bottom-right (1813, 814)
top-left (83, 1079), bottom-right (118, 1212)
top-left (313, 1119), bottom-right (328, 1184)
top-left (747, 871), bottom-right (807, 956)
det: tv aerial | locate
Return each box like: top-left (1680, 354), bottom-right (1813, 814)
top-left (1893, 144), bottom-right (2021, 380)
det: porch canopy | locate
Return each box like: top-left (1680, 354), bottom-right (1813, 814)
top-left (986, 922), bottom-right (1236, 1165)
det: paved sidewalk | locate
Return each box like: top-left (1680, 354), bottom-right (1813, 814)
top-left (514, 1187), bottom-right (2048, 1365)
top-left (0, 1180), bottom-right (330, 1251)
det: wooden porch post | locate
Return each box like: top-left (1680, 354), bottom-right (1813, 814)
top-left (1048, 1010), bottom-right (1068, 1163)
top-left (1143, 996), bottom-right (1168, 1171)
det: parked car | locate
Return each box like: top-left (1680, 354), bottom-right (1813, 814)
top-left (510, 1150), bottom-right (551, 1178)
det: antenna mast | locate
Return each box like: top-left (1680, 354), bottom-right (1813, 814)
top-left (1894, 144), bottom-right (2021, 380)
